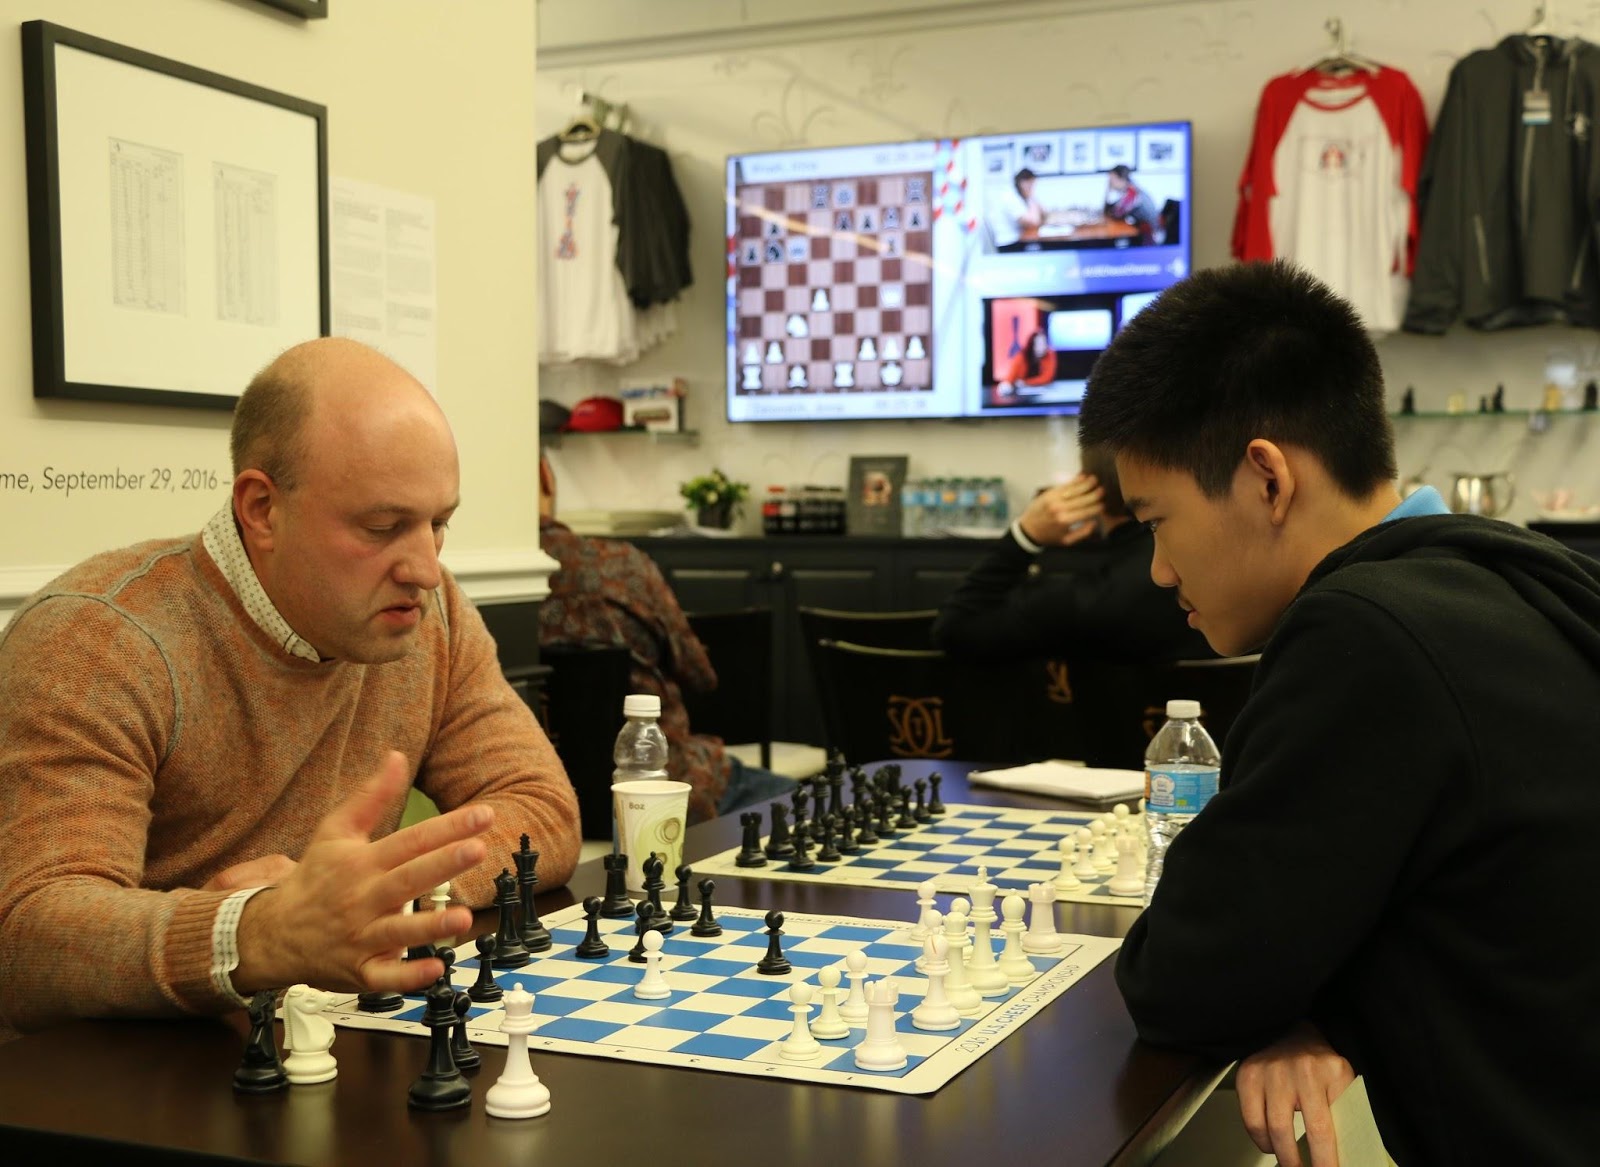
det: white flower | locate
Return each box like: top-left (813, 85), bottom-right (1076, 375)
top-left (705, 490), bottom-right (720, 504)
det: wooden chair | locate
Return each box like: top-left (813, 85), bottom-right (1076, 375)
top-left (813, 638), bottom-right (1036, 766)
top-left (540, 643), bottom-right (634, 839)
top-left (797, 608), bottom-right (937, 748)
top-left (684, 607), bottom-right (774, 770)
top-left (1068, 654), bottom-right (1259, 769)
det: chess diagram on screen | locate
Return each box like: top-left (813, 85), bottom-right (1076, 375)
top-left (733, 172), bottom-right (934, 396)
top-left (317, 900), bottom-right (1119, 1096)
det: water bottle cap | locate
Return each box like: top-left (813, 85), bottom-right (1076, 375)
top-left (623, 694), bottom-right (661, 719)
top-left (1166, 699), bottom-right (1202, 720)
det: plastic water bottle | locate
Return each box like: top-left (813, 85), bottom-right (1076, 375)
top-left (1143, 699), bottom-right (1221, 906)
top-left (613, 694), bottom-right (669, 786)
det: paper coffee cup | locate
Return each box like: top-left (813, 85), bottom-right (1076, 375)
top-left (611, 779), bottom-right (691, 892)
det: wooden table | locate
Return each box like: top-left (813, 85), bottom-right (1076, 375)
top-left (0, 763), bottom-right (1222, 1166)
top-left (1023, 219), bottom-right (1141, 243)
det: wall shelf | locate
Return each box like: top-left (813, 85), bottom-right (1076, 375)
top-left (1391, 409), bottom-right (1596, 419)
top-left (544, 427), bottom-right (700, 448)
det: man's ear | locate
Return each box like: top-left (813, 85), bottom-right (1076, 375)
top-left (233, 470), bottom-right (277, 553)
top-left (1242, 439), bottom-right (1295, 526)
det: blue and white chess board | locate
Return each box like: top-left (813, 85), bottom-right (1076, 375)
top-left (695, 802), bottom-right (1146, 906)
top-left (319, 901), bottom-right (1119, 1095)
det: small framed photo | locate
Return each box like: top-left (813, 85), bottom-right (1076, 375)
top-left (847, 455), bottom-right (908, 536)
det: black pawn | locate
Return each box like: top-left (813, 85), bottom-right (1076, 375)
top-left (491, 869), bottom-right (531, 968)
top-left (897, 787), bottom-right (915, 830)
top-left (357, 987), bottom-right (405, 1013)
top-left (601, 852), bottom-right (636, 918)
top-left (515, 836), bottom-right (552, 953)
top-left (233, 990), bottom-right (288, 1093)
top-left (928, 771), bottom-right (946, 815)
top-left (816, 814), bottom-right (842, 863)
top-left (790, 783), bottom-right (809, 823)
top-left (764, 803), bottom-right (795, 860)
top-left (735, 812), bottom-right (768, 867)
top-left (874, 792), bottom-right (897, 838)
top-left (756, 909), bottom-right (792, 975)
top-left (629, 900), bottom-right (654, 963)
top-left (913, 778), bottom-right (931, 823)
top-left (691, 878), bottom-right (722, 938)
top-left (670, 864), bottom-right (699, 921)
top-left (849, 765), bottom-right (868, 806)
top-left (642, 853), bottom-right (673, 935)
top-left (855, 800), bottom-right (880, 846)
top-left (827, 763), bottom-right (845, 822)
top-left (450, 990), bottom-right (479, 1071)
top-left (468, 933), bottom-right (503, 1003)
top-left (837, 805), bottom-right (860, 855)
top-left (1400, 386), bottom-right (1416, 415)
top-left (787, 818), bottom-right (816, 871)
top-left (407, 980), bottom-right (471, 1110)
top-left (575, 895), bottom-right (610, 959)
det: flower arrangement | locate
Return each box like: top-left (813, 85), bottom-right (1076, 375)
top-left (678, 468), bottom-right (750, 528)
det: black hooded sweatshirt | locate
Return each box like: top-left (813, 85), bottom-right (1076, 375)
top-left (1116, 515), bottom-right (1600, 1165)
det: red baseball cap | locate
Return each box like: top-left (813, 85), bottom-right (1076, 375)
top-left (563, 396), bottom-right (625, 433)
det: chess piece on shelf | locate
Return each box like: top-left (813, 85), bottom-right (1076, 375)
top-left (491, 869), bottom-right (531, 967)
top-left (469, 933), bottom-right (504, 1002)
top-left (282, 984), bottom-right (339, 1085)
top-left (1400, 386), bottom-right (1416, 415)
top-left (575, 896), bottom-right (611, 958)
top-left (234, 990), bottom-right (288, 1093)
top-left (484, 987), bottom-right (551, 1119)
top-left (757, 909), bottom-right (792, 975)
top-left (1492, 383), bottom-right (1506, 412)
top-left (1586, 380), bottom-right (1599, 411)
top-left (670, 864), bottom-right (700, 921)
top-left (515, 837), bottom-right (552, 953)
top-left (408, 978), bottom-right (472, 1111)
top-left (600, 852), bottom-right (636, 918)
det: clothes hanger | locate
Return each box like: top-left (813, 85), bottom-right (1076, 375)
top-left (1527, 2), bottom-right (1554, 36)
top-left (1302, 17), bottom-right (1381, 76)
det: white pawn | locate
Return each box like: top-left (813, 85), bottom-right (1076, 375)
top-left (998, 894), bottom-right (1034, 983)
top-left (858, 336), bottom-right (877, 361)
top-left (906, 335), bottom-right (926, 359)
top-left (853, 979), bottom-right (908, 1071)
top-left (765, 340), bottom-right (783, 363)
top-left (742, 341), bottom-right (761, 366)
top-left (283, 984), bottom-right (338, 1085)
top-left (1108, 832), bottom-right (1146, 897)
top-left (912, 881), bottom-right (938, 941)
top-left (485, 987), bottom-right (551, 1119)
top-left (634, 929), bottom-right (670, 999)
top-left (1091, 820), bottom-right (1115, 872)
top-left (431, 880), bottom-right (453, 946)
top-left (780, 982), bottom-right (823, 1061)
top-left (911, 935), bottom-right (960, 1031)
top-left (882, 336), bottom-right (902, 361)
top-left (812, 965), bottom-right (850, 1039)
top-left (1073, 827), bottom-right (1098, 878)
top-left (914, 907), bottom-right (942, 973)
top-left (1053, 833), bottom-right (1082, 892)
top-left (942, 903), bottom-right (982, 1015)
top-left (812, 288), bottom-right (831, 312)
top-left (1022, 882), bottom-right (1064, 954)
top-left (1113, 802), bottom-right (1133, 837)
top-left (840, 950), bottom-right (870, 1024)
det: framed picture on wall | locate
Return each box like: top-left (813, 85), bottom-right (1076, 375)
top-left (21, 21), bottom-right (329, 409)
top-left (253, 0), bottom-right (329, 17)
top-left (847, 455), bottom-right (908, 537)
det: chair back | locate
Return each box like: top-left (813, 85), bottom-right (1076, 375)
top-left (540, 643), bottom-right (633, 839)
top-left (814, 639), bottom-right (1036, 766)
top-left (798, 608), bottom-right (937, 748)
top-left (684, 607), bottom-right (774, 769)
top-left (1069, 654), bottom-right (1259, 768)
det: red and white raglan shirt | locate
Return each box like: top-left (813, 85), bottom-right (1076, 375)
top-left (1233, 67), bottom-right (1429, 334)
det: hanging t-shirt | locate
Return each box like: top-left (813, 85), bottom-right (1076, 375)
top-left (538, 147), bottom-right (640, 364)
top-left (1233, 66), bottom-right (1429, 333)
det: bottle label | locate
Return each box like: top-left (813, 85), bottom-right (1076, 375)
top-left (1145, 767), bottom-right (1219, 814)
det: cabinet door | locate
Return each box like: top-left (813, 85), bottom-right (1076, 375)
top-left (645, 549), bottom-right (768, 613)
top-left (894, 544), bottom-right (992, 610)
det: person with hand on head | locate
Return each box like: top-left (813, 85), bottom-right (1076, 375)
top-left (1081, 261), bottom-right (1600, 1165)
top-left (932, 443), bottom-right (1209, 667)
top-left (0, 338), bottom-right (581, 1041)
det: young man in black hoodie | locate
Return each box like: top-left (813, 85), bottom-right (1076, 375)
top-left (1079, 260), bottom-right (1600, 1166)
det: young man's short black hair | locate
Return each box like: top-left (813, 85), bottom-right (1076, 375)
top-left (1078, 260), bottom-right (1396, 499)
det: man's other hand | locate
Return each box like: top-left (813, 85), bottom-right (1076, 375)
top-left (1018, 474), bottom-right (1105, 547)
top-left (1236, 1022), bottom-right (1356, 1167)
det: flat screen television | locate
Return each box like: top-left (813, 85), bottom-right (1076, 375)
top-left (725, 120), bottom-right (1192, 422)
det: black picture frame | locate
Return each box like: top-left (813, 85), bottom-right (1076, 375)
top-left (847, 455), bottom-right (908, 537)
top-left (21, 21), bottom-right (329, 409)
top-left (254, 0), bottom-right (329, 17)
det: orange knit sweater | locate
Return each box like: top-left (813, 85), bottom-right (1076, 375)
top-left (0, 531), bottom-right (579, 1039)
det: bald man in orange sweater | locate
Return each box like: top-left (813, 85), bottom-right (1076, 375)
top-left (0, 339), bottom-right (580, 1041)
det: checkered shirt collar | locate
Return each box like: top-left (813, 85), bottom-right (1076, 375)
top-left (201, 504), bottom-right (322, 663)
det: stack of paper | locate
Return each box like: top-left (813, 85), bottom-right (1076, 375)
top-left (968, 761), bottom-right (1144, 804)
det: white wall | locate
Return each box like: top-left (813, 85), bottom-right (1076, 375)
top-left (536, 0), bottom-right (1600, 529)
top-left (0, 0), bottom-right (545, 619)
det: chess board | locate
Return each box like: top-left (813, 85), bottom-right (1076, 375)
top-left (732, 173), bottom-right (934, 395)
top-left (695, 803), bottom-right (1147, 906)
top-left (318, 902), bottom-right (1119, 1096)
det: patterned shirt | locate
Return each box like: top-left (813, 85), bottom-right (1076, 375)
top-left (539, 520), bottom-right (729, 823)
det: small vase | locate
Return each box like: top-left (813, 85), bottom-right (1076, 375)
top-left (696, 502), bottom-right (733, 529)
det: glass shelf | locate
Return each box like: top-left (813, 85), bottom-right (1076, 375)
top-left (1391, 409), bottom-right (1596, 419)
top-left (544, 427), bottom-right (700, 446)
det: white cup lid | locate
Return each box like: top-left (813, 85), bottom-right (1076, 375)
top-left (1166, 699), bottom-right (1202, 719)
top-left (623, 694), bottom-right (661, 718)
